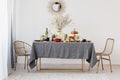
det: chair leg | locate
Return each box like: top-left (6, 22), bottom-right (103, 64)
top-left (96, 56), bottom-right (101, 73)
top-left (101, 57), bottom-right (104, 70)
top-left (26, 56), bottom-right (29, 72)
top-left (14, 56), bottom-right (17, 71)
top-left (14, 62), bottom-right (17, 71)
top-left (24, 56), bottom-right (26, 69)
top-left (109, 56), bottom-right (112, 72)
top-left (16, 56), bottom-right (18, 63)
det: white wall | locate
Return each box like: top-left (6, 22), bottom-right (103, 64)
top-left (15, 0), bottom-right (120, 64)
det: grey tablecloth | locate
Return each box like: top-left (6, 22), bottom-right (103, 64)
top-left (29, 42), bottom-right (97, 69)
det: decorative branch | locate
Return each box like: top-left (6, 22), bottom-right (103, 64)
top-left (52, 14), bottom-right (72, 29)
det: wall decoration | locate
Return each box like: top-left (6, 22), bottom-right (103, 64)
top-left (48, 0), bottom-right (65, 15)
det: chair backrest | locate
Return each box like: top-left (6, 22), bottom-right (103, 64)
top-left (103, 38), bottom-right (114, 55)
top-left (14, 41), bottom-right (31, 56)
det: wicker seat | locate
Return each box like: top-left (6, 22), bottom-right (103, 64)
top-left (14, 41), bottom-right (31, 71)
top-left (96, 38), bottom-right (114, 73)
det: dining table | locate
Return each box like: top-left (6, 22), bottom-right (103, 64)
top-left (29, 41), bottom-right (97, 71)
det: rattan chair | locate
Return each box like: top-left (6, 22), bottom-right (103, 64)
top-left (96, 38), bottom-right (114, 73)
top-left (14, 41), bottom-right (31, 71)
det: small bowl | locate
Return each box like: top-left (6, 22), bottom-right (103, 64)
top-left (54, 38), bottom-right (62, 42)
top-left (82, 39), bottom-right (87, 42)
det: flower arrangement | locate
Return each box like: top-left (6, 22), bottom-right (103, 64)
top-left (52, 14), bottom-right (72, 30)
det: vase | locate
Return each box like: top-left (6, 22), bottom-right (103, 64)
top-left (57, 27), bottom-right (62, 32)
top-left (56, 27), bottom-right (64, 41)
